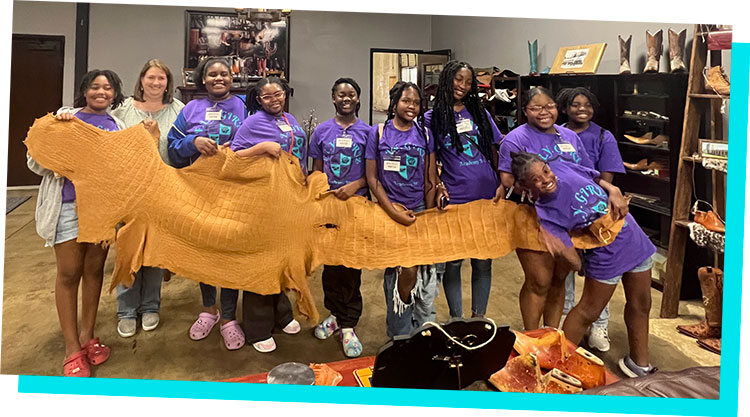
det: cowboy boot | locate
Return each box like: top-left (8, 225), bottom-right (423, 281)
top-left (668, 28), bottom-right (687, 72)
top-left (528, 40), bottom-right (539, 75)
top-left (619, 35), bottom-right (632, 74)
top-left (644, 30), bottom-right (663, 73)
top-left (677, 267), bottom-right (722, 339)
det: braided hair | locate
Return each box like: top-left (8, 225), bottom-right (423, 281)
top-left (432, 60), bottom-right (494, 162)
top-left (555, 87), bottom-right (600, 114)
top-left (192, 57), bottom-right (231, 92)
top-left (386, 81), bottom-right (427, 142)
top-left (74, 69), bottom-right (125, 110)
top-left (331, 77), bottom-right (361, 117)
top-left (510, 151), bottom-right (546, 186)
top-left (245, 76), bottom-right (291, 115)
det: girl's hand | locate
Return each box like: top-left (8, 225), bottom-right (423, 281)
top-left (261, 141), bottom-right (282, 158)
top-left (193, 136), bottom-right (218, 156)
top-left (492, 184), bottom-right (506, 203)
top-left (55, 113), bottom-right (75, 121)
top-left (391, 203), bottom-right (416, 226)
top-left (538, 226), bottom-right (566, 257)
top-left (435, 183), bottom-right (450, 210)
top-left (334, 182), bottom-right (359, 201)
top-left (607, 187), bottom-right (629, 220)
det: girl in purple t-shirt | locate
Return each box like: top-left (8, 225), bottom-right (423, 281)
top-left (557, 87), bottom-right (626, 352)
top-left (496, 87), bottom-right (627, 332)
top-left (230, 77), bottom-right (304, 353)
top-left (27, 69), bottom-right (125, 377)
top-left (167, 57), bottom-right (247, 352)
top-left (309, 78), bottom-right (368, 357)
top-left (510, 151), bottom-right (656, 378)
top-left (425, 60), bottom-right (503, 320)
top-left (365, 81), bottom-right (439, 338)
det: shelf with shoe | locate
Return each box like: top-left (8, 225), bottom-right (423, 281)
top-left (490, 73), bottom-right (521, 134)
top-left (661, 25), bottom-right (729, 326)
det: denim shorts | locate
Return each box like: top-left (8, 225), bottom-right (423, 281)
top-left (54, 202), bottom-right (78, 244)
top-left (596, 256), bottom-right (654, 286)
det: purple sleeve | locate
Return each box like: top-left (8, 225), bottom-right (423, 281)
top-left (425, 126), bottom-right (435, 154)
top-left (572, 133), bottom-right (595, 170)
top-left (308, 127), bottom-right (323, 159)
top-left (365, 125), bottom-right (379, 160)
top-left (485, 110), bottom-right (503, 145)
top-left (230, 121), bottom-right (253, 152)
top-left (596, 130), bottom-right (625, 174)
top-left (498, 135), bottom-right (522, 173)
top-left (539, 218), bottom-right (574, 248)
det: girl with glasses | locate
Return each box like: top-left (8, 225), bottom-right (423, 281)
top-left (495, 86), bottom-right (627, 331)
top-left (424, 61), bottom-right (503, 319)
top-left (230, 76), bottom-right (306, 352)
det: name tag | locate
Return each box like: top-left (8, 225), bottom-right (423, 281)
top-left (278, 123), bottom-right (293, 132)
top-left (456, 118), bottom-right (473, 134)
top-left (558, 143), bottom-right (576, 153)
top-left (384, 155), bottom-right (401, 172)
top-left (205, 110), bottom-right (222, 121)
top-left (336, 135), bottom-right (353, 148)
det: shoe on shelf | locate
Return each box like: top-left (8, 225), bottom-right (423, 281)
top-left (623, 132), bottom-right (668, 146)
top-left (694, 210), bottom-right (725, 233)
top-left (587, 326), bottom-right (611, 352)
top-left (282, 319), bottom-right (301, 335)
top-left (341, 328), bottom-right (363, 358)
top-left (624, 158), bottom-right (648, 170)
top-left (141, 312), bottom-right (160, 331)
top-left (618, 355), bottom-right (657, 378)
top-left (117, 318), bottom-right (137, 338)
top-left (705, 66), bottom-right (730, 96)
top-left (314, 315), bottom-right (340, 340)
top-left (252, 337), bottom-right (277, 353)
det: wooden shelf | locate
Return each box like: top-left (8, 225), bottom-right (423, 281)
top-left (619, 115), bottom-right (668, 125)
top-left (688, 93), bottom-right (728, 99)
top-left (619, 93), bottom-right (669, 99)
top-left (618, 141), bottom-right (670, 152)
top-left (629, 197), bottom-right (672, 216)
top-left (625, 168), bottom-right (670, 182)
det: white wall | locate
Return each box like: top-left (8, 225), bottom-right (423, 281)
top-left (12, 1), bottom-right (77, 103)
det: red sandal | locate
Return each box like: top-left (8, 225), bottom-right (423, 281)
top-left (63, 350), bottom-right (90, 377)
top-left (82, 337), bottom-right (110, 366)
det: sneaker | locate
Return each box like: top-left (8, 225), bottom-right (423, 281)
top-left (618, 355), bottom-right (657, 378)
top-left (587, 326), bottom-right (611, 352)
top-left (282, 319), bottom-right (301, 335)
top-left (341, 328), bottom-right (363, 358)
top-left (252, 337), bottom-right (277, 353)
top-left (117, 318), bottom-right (136, 338)
top-left (141, 312), bottom-right (160, 331)
top-left (314, 315), bottom-right (340, 340)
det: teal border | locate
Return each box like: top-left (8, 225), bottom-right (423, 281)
top-left (16, 43), bottom-right (749, 417)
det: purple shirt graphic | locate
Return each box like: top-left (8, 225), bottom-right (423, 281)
top-left (309, 118), bottom-right (369, 196)
top-left (425, 108), bottom-right (503, 204)
top-left (232, 110), bottom-right (308, 174)
top-left (534, 162), bottom-right (655, 280)
top-left (62, 112), bottom-right (120, 203)
top-left (498, 123), bottom-right (594, 174)
top-left (365, 120), bottom-right (434, 211)
top-left (571, 121), bottom-right (625, 174)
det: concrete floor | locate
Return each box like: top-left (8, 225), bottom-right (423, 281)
top-left (1, 189), bottom-right (720, 382)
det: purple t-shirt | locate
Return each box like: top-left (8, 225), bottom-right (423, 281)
top-left (534, 162), bottom-right (656, 281)
top-left (309, 118), bottom-right (369, 196)
top-left (425, 108), bottom-right (503, 204)
top-left (180, 96), bottom-right (245, 145)
top-left (498, 124), bottom-right (594, 174)
top-left (365, 120), bottom-right (435, 210)
top-left (571, 121), bottom-right (625, 174)
top-left (232, 110), bottom-right (308, 173)
top-left (61, 112), bottom-right (120, 203)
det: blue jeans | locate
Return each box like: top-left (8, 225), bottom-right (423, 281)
top-left (199, 283), bottom-right (239, 321)
top-left (442, 258), bottom-right (492, 318)
top-left (116, 266), bottom-right (163, 319)
top-left (383, 265), bottom-right (438, 338)
top-left (563, 271), bottom-right (609, 329)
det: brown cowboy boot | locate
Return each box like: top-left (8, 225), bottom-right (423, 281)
top-left (619, 35), bottom-right (632, 74)
top-left (644, 30), bottom-right (663, 72)
top-left (668, 28), bottom-right (687, 73)
top-left (677, 267), bottom-right (722, 339)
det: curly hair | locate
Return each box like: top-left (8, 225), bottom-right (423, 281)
top-left (74, 69), bottom-right (125, 110)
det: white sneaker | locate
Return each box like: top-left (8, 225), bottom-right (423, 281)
top-left (141, 312), bottom-right (160, 331)
top-left (252, 337), bottom-right (277, 353)
top-left (587, 326), bottom-right (611, 352)
top-left (117, 318), bottom-right (136, 338)
top-left (282, 319), bottom-right (301, 335)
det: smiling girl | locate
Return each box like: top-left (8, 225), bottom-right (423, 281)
top-left (27, 69), bottom-right (126, 377)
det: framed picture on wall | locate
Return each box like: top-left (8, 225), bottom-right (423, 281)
top-left (185, 10), bottom-right (290, 81)
top-left (549, 43), bottom-right (607, 74)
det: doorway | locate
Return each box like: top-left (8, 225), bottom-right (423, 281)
top-left (369, 48), bottom-right (451, 125)
top-left (8, 34), bottom-right (65, 187)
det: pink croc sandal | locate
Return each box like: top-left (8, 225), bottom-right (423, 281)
top-left (220, 320), bottom-right (246, 350)
top-left (82, 337), bottom-right (110, 366)
top-left (63, 350), bottom-right (90, 377)
top-left (189, 312), bottom-right (220, 340)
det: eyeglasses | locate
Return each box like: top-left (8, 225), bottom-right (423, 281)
top-left (526, 103), bottom-right (557, 112)
top-left (259, 91), bottom-right (285, 101)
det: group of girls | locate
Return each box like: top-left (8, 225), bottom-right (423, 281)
top-left (31, 56), bottom-right (656, 380)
